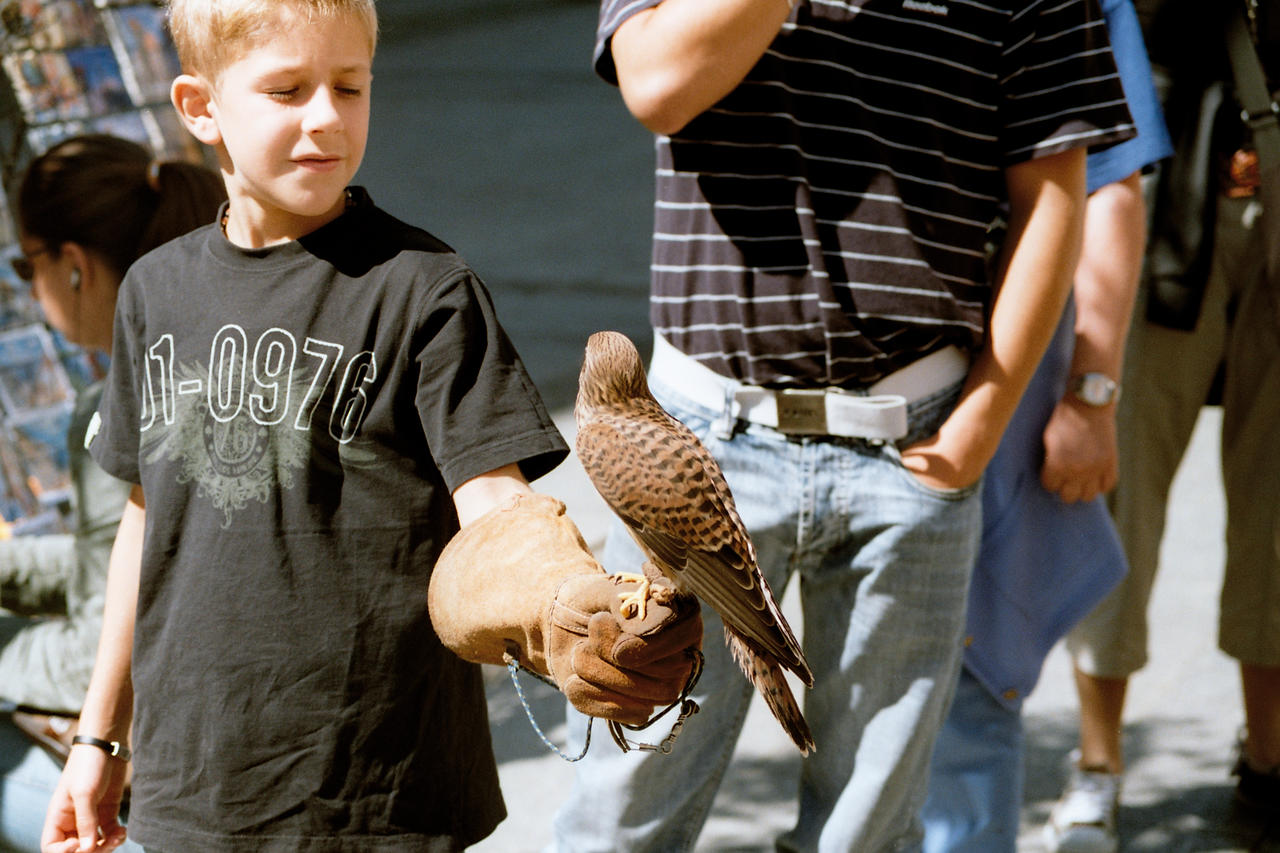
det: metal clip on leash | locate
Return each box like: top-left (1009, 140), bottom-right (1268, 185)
top-left (608, 648), bottom-right (703, 755)
top-left (503, 646), bottom-right (704, 761)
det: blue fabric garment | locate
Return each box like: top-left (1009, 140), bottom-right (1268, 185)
top-left (550, 370), bottom-right (981, 853)
top-left (960, 0), bottom-right (1174, 714)
top-left (921, 669), bottom-right (1025, 853)
top-left (922, 3), bottom-right (1177, 850)
top-left (1087, 0), bottom-right (1175, 193)
top-left (960, 300), bottom-right (1127, 713)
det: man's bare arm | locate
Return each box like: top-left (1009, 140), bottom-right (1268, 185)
top-left (900, 148), bottom-right (1087, 490)
top-left (1041, 171), bottom-right (1145, 502)
top-left (611, 0), bottom-right (792, 135)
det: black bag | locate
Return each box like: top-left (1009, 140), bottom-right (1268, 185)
top-left (1225, 1), bottom-right (1280, 330)
top-left (1144, 80), bottom-right (1226, 331)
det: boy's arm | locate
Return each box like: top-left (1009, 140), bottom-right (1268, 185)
top-left (42, 484), bottom-right (143, 853)
top-left (609, 0), bottom-right (792, 135)
top-left (900, 147), bottom-right (1087, 490)
top-left (1040, 171), bottom-right (1146, 503)
top-left (434, 464), bottom-right (702, 725)
top-left (451, 462), bottom-right (535, 526)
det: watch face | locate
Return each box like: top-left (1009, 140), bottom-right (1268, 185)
top-left (1075, 373), bottom-right (1118, 406)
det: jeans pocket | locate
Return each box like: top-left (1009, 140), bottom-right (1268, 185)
top-left (883, 380), bottom-right (981, 500)
top-left (879, 440), bottom-right (983, 501)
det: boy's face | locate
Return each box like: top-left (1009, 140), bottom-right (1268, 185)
top-left (202, 11), bottom-right (372, 244)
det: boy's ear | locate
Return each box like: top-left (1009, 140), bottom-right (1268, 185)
top-left (171, 74), bottom-right (222, 146)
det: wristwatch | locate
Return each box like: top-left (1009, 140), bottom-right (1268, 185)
top-left (1069, 372), bottom-right (1121, 407)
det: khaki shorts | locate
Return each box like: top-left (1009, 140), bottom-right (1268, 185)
top-left (1068, 193), bottom-right (1280, 675)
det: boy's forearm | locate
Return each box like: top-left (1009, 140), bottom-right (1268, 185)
top-left (451, 463), bottom-right (533, 527)
top-left (611, 0), bottom-right (792, 135)
top-left (76, 485), bottom-right (145, 742)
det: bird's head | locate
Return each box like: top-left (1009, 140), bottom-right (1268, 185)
top-left (576, 331), bottom-right (651, 416)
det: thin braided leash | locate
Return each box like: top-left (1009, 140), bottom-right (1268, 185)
top-left (502, 648), bottom-right (704, 761)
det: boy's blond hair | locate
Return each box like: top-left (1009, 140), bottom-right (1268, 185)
top-left (166, 0), bottom-right (377, 79)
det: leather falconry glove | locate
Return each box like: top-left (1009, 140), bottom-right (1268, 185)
top-left (428, 492), bottom-right (702, 725)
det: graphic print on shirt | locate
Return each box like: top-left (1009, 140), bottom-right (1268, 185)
top-left (136, 324), bottom-right (379, 526)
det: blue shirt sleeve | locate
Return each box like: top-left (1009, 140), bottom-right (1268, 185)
top-left (1086, 0), bottom-right (1175, 192)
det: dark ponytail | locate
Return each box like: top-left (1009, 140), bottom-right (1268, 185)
top-left (16, 134), bottom-right (225, 279)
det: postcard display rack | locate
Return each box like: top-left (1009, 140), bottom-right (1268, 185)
top-left (0, 0), bottom-right (193, 535)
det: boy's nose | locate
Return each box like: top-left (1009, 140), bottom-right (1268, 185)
top-left (302, 91), bottom-right (344, 133)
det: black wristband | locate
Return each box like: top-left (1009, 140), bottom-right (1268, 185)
top-left (71, 734), bottom-right (131, 761)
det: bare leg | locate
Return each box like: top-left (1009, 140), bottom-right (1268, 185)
top-left (1074, 665), bottom-right (1128, 773)
top-left (1240, 662), bottom-right (1280, 767)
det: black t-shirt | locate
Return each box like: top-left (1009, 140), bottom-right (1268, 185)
top-left (90, 188), bottom-right (568, 851)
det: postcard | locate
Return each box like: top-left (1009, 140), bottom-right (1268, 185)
top-left (105, 4), bottom-right (179, 105)
top-left (65, 44), bottom-right (131, 116)
top-left (0, 324), bottom-right (74, 414)
top-left (0, 253), bottom-right (44, 332)
top-left (7, 403), bottom-right (74, 508)
top-left (26, 118), bottom-right (89, 155)
top-left (92, 107), bottom-right (149, 145)
top-left (4, 51), bottom-right (60, 123)
top-left (145, 105), bottom-right (204, 163)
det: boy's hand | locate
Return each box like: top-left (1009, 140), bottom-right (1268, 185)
top-left (429, 492), bottom-right (702, 723)
top-left (547, 571), bottom-right (701, 724)
top-left (41, 744), bottom-right (129, 853)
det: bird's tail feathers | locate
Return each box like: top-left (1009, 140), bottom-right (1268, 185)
top-left (729, 634), bottom-right (816, 755)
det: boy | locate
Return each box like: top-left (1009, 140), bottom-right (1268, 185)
top-left (40, 2), bottom-right (700, 851)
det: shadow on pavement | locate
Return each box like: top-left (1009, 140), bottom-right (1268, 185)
top-left (1023, 710), bottom-right (1279, 852)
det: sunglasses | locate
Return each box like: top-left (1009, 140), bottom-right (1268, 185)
top-left (10, 247), bottom-right (51, 282)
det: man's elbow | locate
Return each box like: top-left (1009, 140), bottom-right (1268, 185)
top-left (618, 73), bottom-right (702, 136)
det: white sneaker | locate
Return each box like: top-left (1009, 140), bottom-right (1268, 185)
top-left (1043, 751), bottom-right (1121, 853)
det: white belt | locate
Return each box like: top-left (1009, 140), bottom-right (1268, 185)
top-left (649, 335), bottom-right (969, 440)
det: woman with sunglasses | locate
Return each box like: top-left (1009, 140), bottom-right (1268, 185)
top-left (0, 134), bottom-right (223, 853)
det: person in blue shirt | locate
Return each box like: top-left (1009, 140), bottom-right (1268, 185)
top-left (920, 1), bottom-right (1174, 850)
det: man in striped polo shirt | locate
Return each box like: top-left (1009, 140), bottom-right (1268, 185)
top-left (551, 2), bottom-right (1135, 851)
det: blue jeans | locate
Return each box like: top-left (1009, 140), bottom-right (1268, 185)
top-left (920, 667), bottom-right (1023, 853)
top-left (549, 374), bottom-right (981, 853)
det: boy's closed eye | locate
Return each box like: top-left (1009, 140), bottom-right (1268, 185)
top-left (264, 83), bottom-right (364, 102)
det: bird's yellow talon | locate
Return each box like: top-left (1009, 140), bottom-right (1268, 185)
top-left (615, 572), bottom-right (651, 620)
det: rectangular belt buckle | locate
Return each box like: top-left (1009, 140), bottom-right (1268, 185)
top-left (775, 389), bottom-right (828, 434)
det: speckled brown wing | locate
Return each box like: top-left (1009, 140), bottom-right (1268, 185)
top-left (574, 400), bottom-right (810, 682)
top-left (574, 329), bottom-right (815, 754)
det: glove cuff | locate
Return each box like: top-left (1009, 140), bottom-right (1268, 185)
top-left (428, 492), bottom-right (604, 675)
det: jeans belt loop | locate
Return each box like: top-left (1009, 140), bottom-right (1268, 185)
top-left (712, 384), bottom-right (736, 441)
top-left (648, 335), bottom-right (967, 441)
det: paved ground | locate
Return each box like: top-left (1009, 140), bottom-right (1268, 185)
top-left (361, 2), bottom-right (1279, 849)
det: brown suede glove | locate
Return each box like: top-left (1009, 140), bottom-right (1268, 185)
top-left (429, 492), bottom-right (702, 724)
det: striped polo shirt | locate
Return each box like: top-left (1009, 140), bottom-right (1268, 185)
top-left (594, 0), bottom-right (1136, 388)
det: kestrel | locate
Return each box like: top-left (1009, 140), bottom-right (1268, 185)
top-left (574, 331), bottom-right (815, 754)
